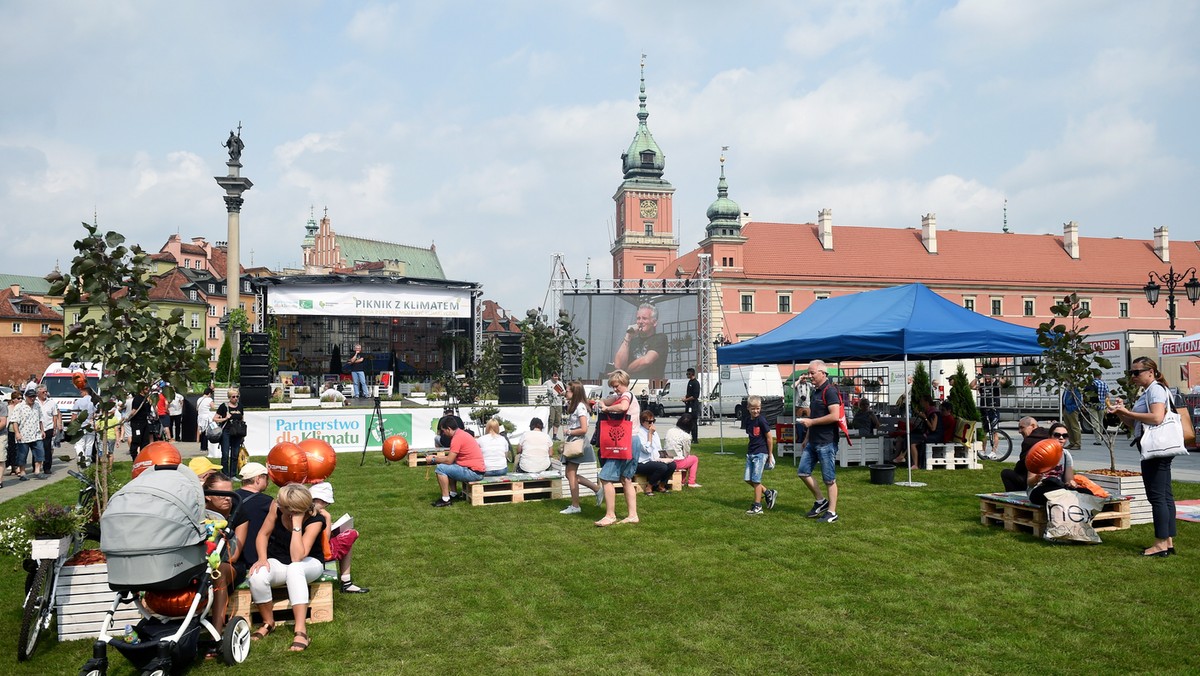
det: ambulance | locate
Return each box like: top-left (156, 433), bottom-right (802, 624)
top-left (39, 362), bottom-right (103, 425)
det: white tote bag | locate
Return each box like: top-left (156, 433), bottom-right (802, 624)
top-left (1140, 411), bottom-right (1188, 460)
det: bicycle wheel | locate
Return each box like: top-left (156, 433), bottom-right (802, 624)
top-left (991, 430), bottom-right (1014, 462)
top-left (17, 559), bottom-right (54, 661)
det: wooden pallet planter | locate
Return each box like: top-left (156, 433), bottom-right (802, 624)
top-left (406, 449), bottom-right (449, 467)
top-left (1078, 472), bottom-right (1152, 525)
top-left (926, 443), bottom-right (981, 470)
top-left (469, 478), bottom-right (561, 506)
top-left (839, 437), bottom-right (887, 468)
top-left (229, 580), bottom-right (334, 625)
top-left (56, 562), bottom-right (143, 642)
top-left (977, 492), bottom-right (1131, 538)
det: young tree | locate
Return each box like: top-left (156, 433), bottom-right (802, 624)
top-left (46, 222), bottom-right (198, 508)
top-left (1028, 293), bottom-right (1126, 470)
top-left (911, 362), bottom-right (932, 414)
top-left (516, 309), bottom-right (587, 381)
top-left (187, 342), bottom-right (213, 388)
top-left (946, 362), bottom-right (981, 424)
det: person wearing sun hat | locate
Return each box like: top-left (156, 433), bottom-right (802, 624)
top-left (188, 456), bottom-right (222, 482)
top-left (309, 481), bottom-right (368, 594)
top-left (230, 461), bottom-right (273, 582)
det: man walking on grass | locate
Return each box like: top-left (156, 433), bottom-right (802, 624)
top-left (796, 360), bottom-right (843, 523)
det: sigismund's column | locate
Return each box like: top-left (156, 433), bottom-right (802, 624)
top-left (214, 124), bottom-right (253, 355)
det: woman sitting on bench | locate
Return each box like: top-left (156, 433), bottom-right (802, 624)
top-left (248, 483), bottom-right (326, 652)
top-left (1027, 422), bottom-right (1090, 507)
top-left (634, 409), bottom-right (675, 494)
top-left (663, 414), bottom-right (701, 487)
top-left (478, 418), bottom-right (510, 477)
top-left (517, 418), bottom-right (553, 473)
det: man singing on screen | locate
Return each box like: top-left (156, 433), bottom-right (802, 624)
top-left (612, 302), bottom-right (668, 380)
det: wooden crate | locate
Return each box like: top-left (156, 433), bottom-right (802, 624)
top-left (839, 437), bottom-right (887, 467)
top-left (229, 580), bottom-right (333, 625)
top-left (56, 563), bottom-right (142, 642)
top-left (468, 478), bottom-right (561, 506)
top-left (406, 449), bottom-right (449, 467)
top-left (1078, 472), bottom-right (1152, 525)
top-left (978, 492), bottom-right (1131, 538)
top-left (630, 469), bottom-right (685, 492)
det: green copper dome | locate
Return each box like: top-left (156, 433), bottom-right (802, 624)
top-left (705, 163), bottom-right (741, 236)
top-left (621, 62), bottom-right (666, 180)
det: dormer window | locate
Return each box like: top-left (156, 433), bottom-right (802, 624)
top-left (640, 150), bottom-right (655, 166)
top-left (18, 303), bottom-right (36, 314)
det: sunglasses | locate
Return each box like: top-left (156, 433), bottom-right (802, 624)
top-left (1127, 368), bottom-right (1149, 376)
top-left (1051, 432), bottom-right (1070, 440)
top-left (646, 419), bottom-right (656, 423)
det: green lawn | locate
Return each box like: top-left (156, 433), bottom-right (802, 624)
top-left (3, 447), bottom-right (1197, 675)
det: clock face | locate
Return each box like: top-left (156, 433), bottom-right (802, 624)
top-left (640, 199), bottom-right (658, 219)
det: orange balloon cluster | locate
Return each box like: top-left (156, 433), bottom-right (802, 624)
top-left (142, 586), bottom-right (201, 617)
top-left (1026, 438), bottom-right (1064, 475)
top-left (132, 442), bottom-right (182, 479)
top-left (267, 439), bottom-right (337, 487)
top-left (382, 435), bottom-right (410, 461)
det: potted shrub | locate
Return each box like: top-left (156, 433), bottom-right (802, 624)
top-left (863, 378), bottom-right (882, 392)
top-left (27, 502), bottom-right (85, 560)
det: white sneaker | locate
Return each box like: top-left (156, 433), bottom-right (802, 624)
top-left (559, 505), bottom-right (581, 515)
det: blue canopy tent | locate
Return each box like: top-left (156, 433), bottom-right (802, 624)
top-left (716, 283), bottom-right (1045, 486)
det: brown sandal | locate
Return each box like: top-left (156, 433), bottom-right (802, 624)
top-left (251, 623), bottom-right (275, 641)
top-left (289, 631), bottom-right (309, 652)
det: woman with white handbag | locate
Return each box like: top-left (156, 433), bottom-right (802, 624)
top-left (558, 381), bottom-right (601, 515)
top-left (1111, 357), bottom-right (1180, 557)
top-left (196, 386), bottom-right (216, 454)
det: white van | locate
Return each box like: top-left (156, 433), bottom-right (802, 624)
top-left (651, 365), bottom-right (783, 419)
top-left (40, 362), bottom-right (102, 425)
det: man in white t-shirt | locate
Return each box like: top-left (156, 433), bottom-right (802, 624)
top-left (72, 383), bottom-right (97, 468)
top-left (36, 387), bottom-right (61, 474)
top-left (168, 391), bottom-right (185, 441)
top-left (542, 373), bottom-right (565, 440)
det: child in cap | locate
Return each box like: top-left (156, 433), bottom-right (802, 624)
top-left (309, 481), bottom-right (368, 594)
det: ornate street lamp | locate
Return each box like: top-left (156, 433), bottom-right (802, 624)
top-left (1143, 266), bottom-right (1200, 331)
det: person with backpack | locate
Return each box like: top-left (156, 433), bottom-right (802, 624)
top-left (795, 360), bottom-right (843, 523)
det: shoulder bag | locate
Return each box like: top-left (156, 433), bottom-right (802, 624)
top-left (1172, 392), bottom-right (1195, 447)
top-left (597, 411), bottom-right (633, 460)
top-left (1140, 410), bottom-right (1188, 460)
top-left (562, 437), bottom-right (585, 459)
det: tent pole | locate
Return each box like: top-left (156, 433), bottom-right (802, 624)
top-left (896, 353), bottom-right (926, 487)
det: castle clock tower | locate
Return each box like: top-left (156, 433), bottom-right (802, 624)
top-left (611, 58), bottom-right (676, 280)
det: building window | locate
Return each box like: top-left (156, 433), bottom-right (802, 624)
top-left (815, 293), bottom-right (830, 301)
top-left (991, 298), bottom-right (1002, 316)
top-left (184, 259), bottom-right (191, 268)
top-left (963, 297), bottom-right (975, 312)
top-left (1080, 299), bottom-right (1091, 313)
top-left (191, 313), bottom-right (200, 328)
top-left (741, 294), bottom-right (754, 313)
top-left (1023, 299), bottom-right (1034, 316)
top-left (209, 348), bottom-right (217, 362)
top-left (11, 323), bottom-right (21, 334)
top-left (189, 290), bottom-right (198, 301)
top-left (239, 302), bottom-right (245, 311)
top-left (190, 339), bottom-right (199, 351)
top-left (1119, 300), bottom-right (1129, 318)
top-left (208, 283), bottom-right (215, 293)
top-left (208, 305), bottom-right (216, 317)
top-left (778, 295), bottom-right (791, 313)
top-left (196, 260), bottom-right (204, 270)
top-left (243, 281), bottom-right (251, 292)
top-left (644, 223), bottom-right (654, 236)
top-left (643, 264), bottom-right (655, 273)
top-left (209, 326), bottom-right (218, 340)
top-left (41, 323), bottom-right (50, 334)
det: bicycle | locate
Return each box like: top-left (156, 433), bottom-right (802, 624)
top-left (978, 426), bottom-right (1014, 462)
top-left (18, 469), bottom-right (99, 662)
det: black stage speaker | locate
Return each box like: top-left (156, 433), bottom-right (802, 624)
top-left (240, 384), bottom-right (270, 409)
top-left (498, 383), bottom-right (526, 405)
top-left (496, 333), bottom-right (522, 388)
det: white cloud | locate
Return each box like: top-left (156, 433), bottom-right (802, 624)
top-left (784, 0), bottom-right (903, 58)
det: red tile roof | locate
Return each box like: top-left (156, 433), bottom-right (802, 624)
top-left (149, 252), bottom-right (177, 263)
top-left (0, 287), bottom-right (61, 320)
top-left (669, 223), bottom-right (1200, 291)
top-left (179, 243), bottom-right (206, 255)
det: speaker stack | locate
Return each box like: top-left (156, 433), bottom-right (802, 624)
top-left (239, 332), bottom-right (271, 408)
top-left (496, 333), bottom-right (525, 405)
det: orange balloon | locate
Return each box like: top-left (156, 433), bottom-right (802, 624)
top-left (267, 442), bottom-right (309, 487)
top-left (382, 435), bottom-right (409, 461)
top-left (298, 438), bottom-right (337, 484)
top-left (132, 441), bottom-right (182, 478)
top-left (143, 586), bottom-right (202, 617)
top-left (1026, 438), bottom-right (1064, 475)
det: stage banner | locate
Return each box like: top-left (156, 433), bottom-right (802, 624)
top-left (244, 405), bottom-right (549, 454)
top-left (268, 283), bottom-right (471, 318)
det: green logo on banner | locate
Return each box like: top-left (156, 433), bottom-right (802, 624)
top-left (299, 299), bottom-right (313, 309)
top-left (364, 412), bottom-right (412, 445)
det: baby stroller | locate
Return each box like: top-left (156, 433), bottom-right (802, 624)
top-left (81, 464), bottom-right (249, 676)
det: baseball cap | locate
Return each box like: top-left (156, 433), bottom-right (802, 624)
top-left (188, 457), bottom-right (221, 476)
top-left (24, 389), bottom-right (37, 397)
top-left (238, 462), bottom-right (268, 481)
top-left (309, 481), bottom-right (334, 504)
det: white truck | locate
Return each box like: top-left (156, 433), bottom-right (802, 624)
top-left (1087, 329), bottom-right (1185, 396)
top-left (40, 362), bottom-right (102, 426)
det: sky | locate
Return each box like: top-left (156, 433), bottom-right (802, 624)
top-left (1, 0), bottom-right (1197, 315)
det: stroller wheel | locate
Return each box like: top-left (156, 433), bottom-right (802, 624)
top-left (78, 657), bottom-right (107, 676)
top-left (220, 616), bottom-right (251, 665)
top-left (141, 657), bottom-right (170, 676)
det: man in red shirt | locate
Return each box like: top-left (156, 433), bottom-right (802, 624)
top-left (430, 416), bottom-right (485, 507)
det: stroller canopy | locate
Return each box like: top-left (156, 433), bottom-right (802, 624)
top-left (102, 465), bottom-right (207, 590)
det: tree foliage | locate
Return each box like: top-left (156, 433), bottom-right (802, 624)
top-left (517, 309), bottom-right (586, 381)
top-left (187, 341), bottom-right (212, 388)
top-left (910, 362), bottom-right (932, 414)
top-left (946, 363), bottom-right (981, 423)
top-left (45, 222), bottom-right (198, 508)
top-left (1027, 293), bottom-right (1126, 470)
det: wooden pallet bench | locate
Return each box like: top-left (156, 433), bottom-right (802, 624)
top-left (977, 491), bottom-right (1131, 538)
top-left (631, 468), bottom-right (685, 492)
top-left (56, 562), bottom-right (143, 642)
top-left (926, 442), bottom-right (981, 470)
top-left (229, 579), bottom-right (335, 625)
top-left (469, 473), bottom-right (562, 506)
top-left (406, 449), bottom-right (449, 467)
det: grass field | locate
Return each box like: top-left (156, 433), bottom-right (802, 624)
top-left (2, 446), bottom-right (1197, 675)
